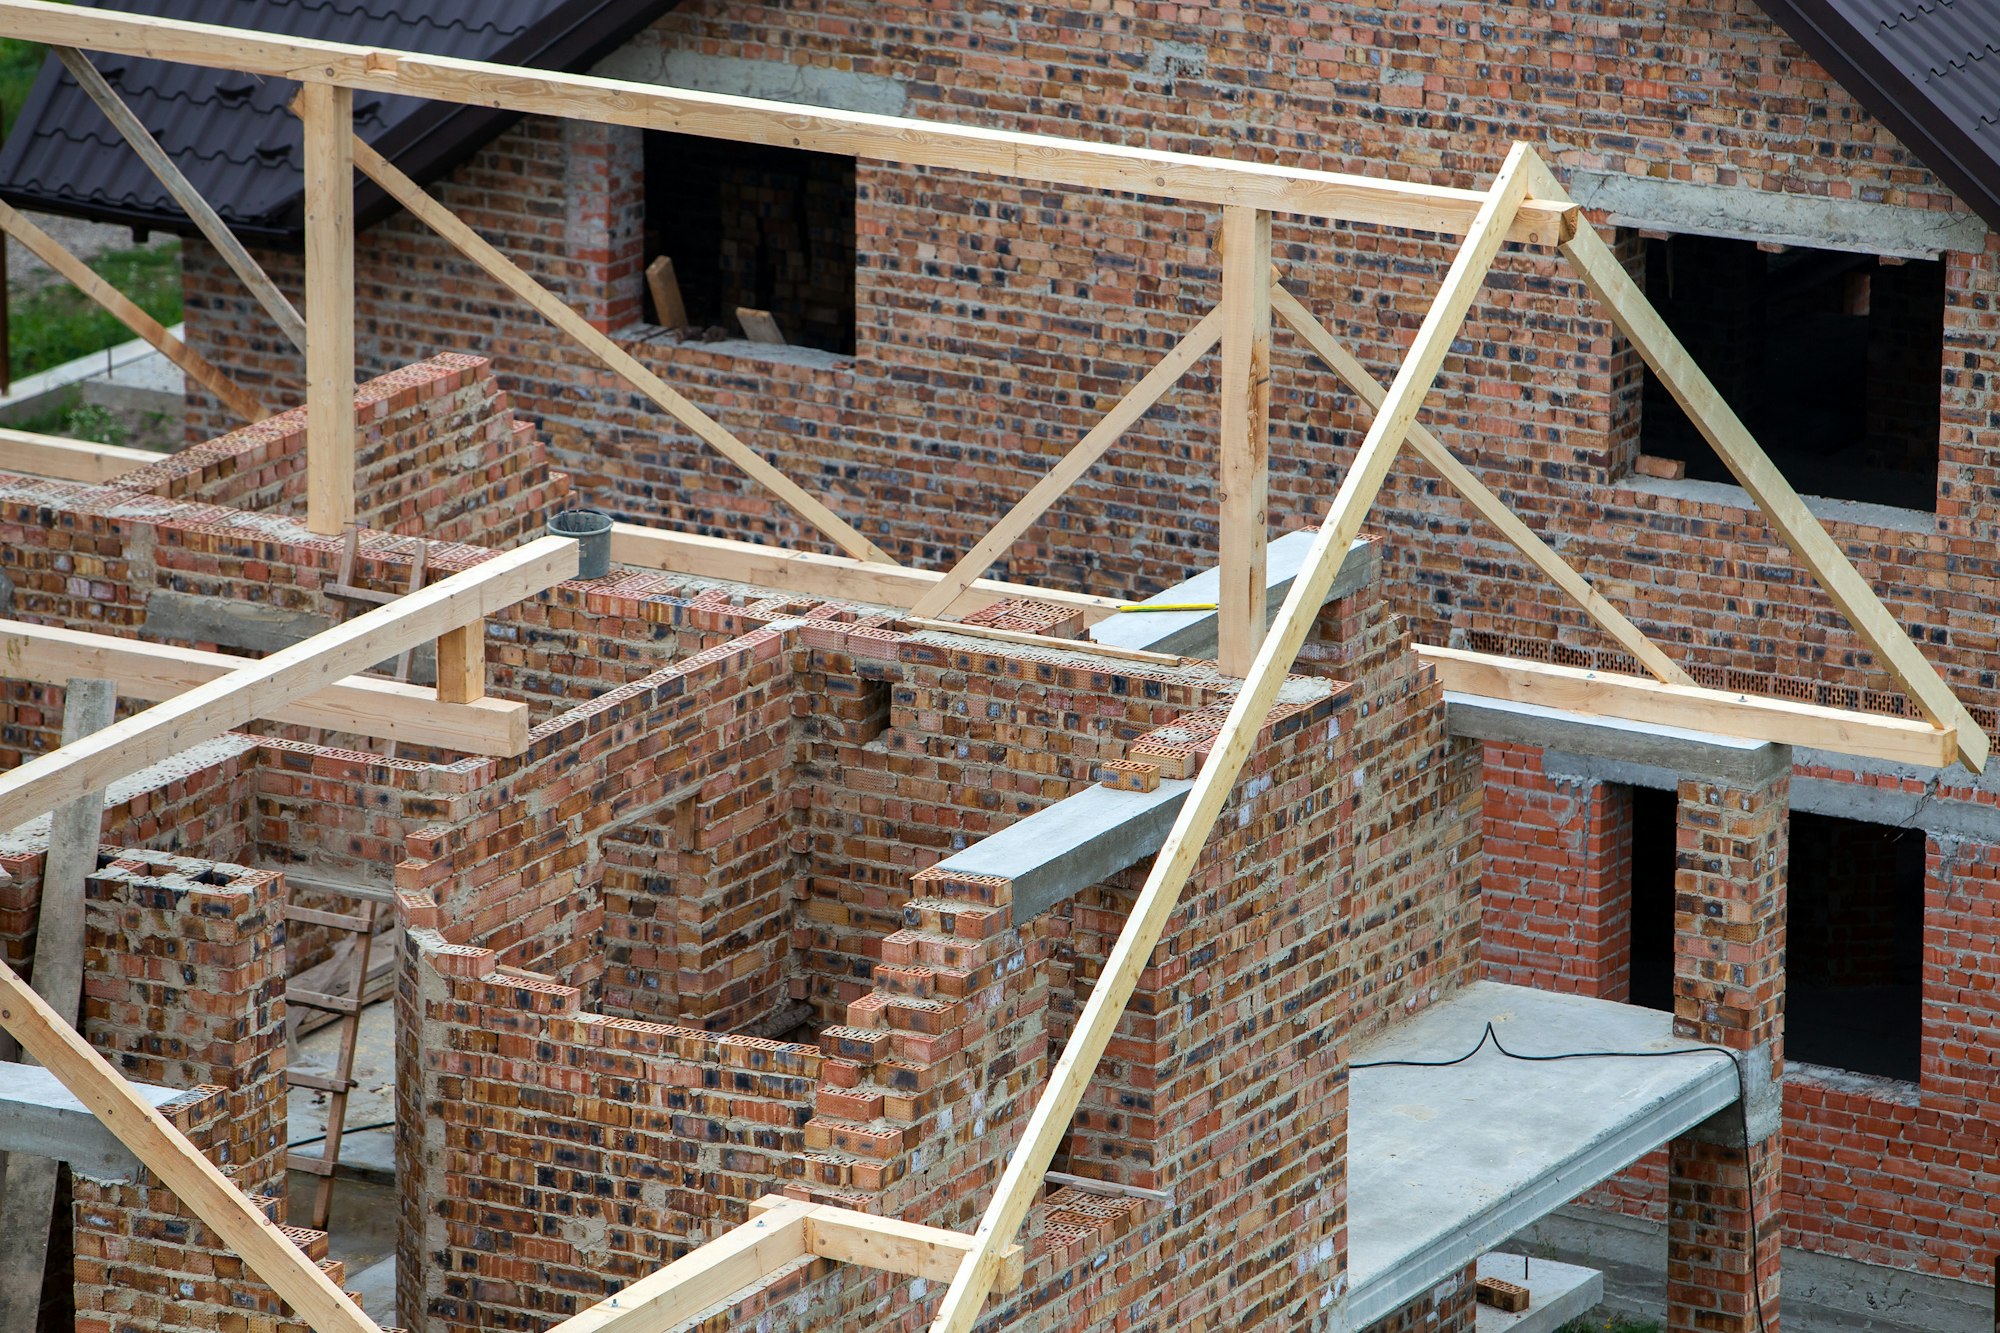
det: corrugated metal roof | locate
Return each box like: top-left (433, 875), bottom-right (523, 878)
top-left (1756, 0), bottom-right (2000, 233)
top-left (0, 0), bottom-right (681, 247)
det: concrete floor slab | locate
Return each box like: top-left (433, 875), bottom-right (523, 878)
top-left (1346, 981), bottom-right (1739, 1328)
top-left (288, 996), bottom-right (395, 1183)
top-left (0, 1060), bottom-right (182, 1179)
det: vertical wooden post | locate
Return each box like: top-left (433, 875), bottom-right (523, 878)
top-left (300, 82), bottom-right (355, 536)
top-left (1217, 205), bottom-right (1272, 676)
top-left (436, 621), bottom-right (485, 705)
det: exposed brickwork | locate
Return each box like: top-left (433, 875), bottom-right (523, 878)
top-left (1667, 769), bottom-right (1787, 1333)
top-left (1479, 742), bottom-right (1634, 1001)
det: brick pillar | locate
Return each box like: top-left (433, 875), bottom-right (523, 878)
top-left (1667, 749), bottom-right (1787, 1333)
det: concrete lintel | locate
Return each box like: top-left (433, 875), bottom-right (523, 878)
top-left (1448, 693), bottom-right (1789, 785)
top-left (0, 1060), bottom-right (182, 1180)
top-left (930, 779), bottom-right (1192, 926)
top-left (1566, 169), bottom-right (1990, 259)
top-left (1679, 1042), bottom-right (1781, 1146)
top-left (1346, 982), bottom-right (1740, 1329)
top-left (143, 589), bottom-right (332, 655)
top-left (1087, 530), bottom-right (1378, 658)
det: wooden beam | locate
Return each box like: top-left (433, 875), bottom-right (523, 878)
top-left (748, 1194), bottom-right (1024, 1291)
top-left (0, 425), bottom-right (159, 484)
top-left (352, 138), bottom-right (893, 566)
top-left (608, 523), bottom-right (1124, 623)
top-left (0, 679), bottom-right (114, 1328)
top-left (907, 308), bottom-right (1224, 619)
top-left (0, 1), bottom-right (1575, 242)
top-left (436, 621), bottom-right (484, 705)
top-left (0, 618), bottom-right (529, 755)
top-left (0, 536), bottom-right (574, 832)
top-left (300, 83), bottom-right (355, 536)
top-left (1527, 156), bottom-right (1988, 772)
top-left (0, 198), bottom-right (264, 423)
top-left (541, 1197), bottom-right (815, 1333)
top-left (1217, 205), bottom-right (1273, 676)
top-left (925, 141), bottom-right (1539, 1333)
top-left (0, 951), bottom-right (383, 1333)
top-left (1422, 644), bottom-right (1956, 768)
top-left (54, 46), bottom-right (308, 353)
top-left (1268, 282), bottom-right (1695, 687)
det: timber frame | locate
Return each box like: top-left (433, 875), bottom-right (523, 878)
top-left (0, 5), bottom-right (1987, 1333)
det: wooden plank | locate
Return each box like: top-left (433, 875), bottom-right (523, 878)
top-left (0, 952), bottom-right (382, 1333)
top-left (436, 621), bottom-right (484, 705)
top-left (0, 425), bottom-right (159, 483)
top-left (54, 46), bottom-right (308, 353)
top-left (0, 617), bottom-right (531, 756)
top-left (746, 1194), bottom-right (1024, 1291)
top-left (1420, 644), bottom-right (1955, 768)
top-left (902, 617), bottom-right (1183, 666)
top-left (351, 137), bottom-right (893, 565)
top-left (907, 308), bottom-right (1224, 619)
top-left (540, 1198), bottom-right (814, 1333)
top-left (1531, 154), bottom-right (1987, 772)
top-left (0, 0), bottom-right (1575, 241)
top-left (0, 678), bottom-right (114, 1325)
top-left (1217, 206), bottom-right (1272, 676)
top-left (735, 307), bottom-right (784, 344)
top-left (1267, 282), bottom-right (1695, 687)
top-left (300, 83), bottom-right (356, 536)
top-left (644, 255), bottom-right (686, 330)
top-left (925, 141), bottom-right (1539, 1333)
top-left (0, 197), bottom-right (264, 423)
top-left (608, 523), bottom-right (1124, 622)
top-left (0, 536), bottom-right (575, 833)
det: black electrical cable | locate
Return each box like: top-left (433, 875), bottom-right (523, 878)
top-left (287, 1120), bottom-right (394, 1150)
top-left (1354, 1021), bottom-right (1772, 1333)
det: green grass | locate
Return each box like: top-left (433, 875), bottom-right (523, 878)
top-left (0, 37), bottom-right (43, 137)
top-left (8, 238), bottom-right (183, 380)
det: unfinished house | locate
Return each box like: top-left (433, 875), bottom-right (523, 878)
top-left (0, 3), bottom-right (1995, 1333)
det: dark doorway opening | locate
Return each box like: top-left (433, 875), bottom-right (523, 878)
top-left (642, 131), bottom-right (856, 354)
top-left (1629, 784), bottom-right (1676, 1016)
top-left (1635, 233), bottom-right (1944, 513)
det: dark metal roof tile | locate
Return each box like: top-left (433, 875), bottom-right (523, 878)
top-left (0, 0), bottom-right (681, 245)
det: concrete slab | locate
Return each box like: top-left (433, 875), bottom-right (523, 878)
top-left (0, 1060), bottom-right (182, 1180)
top-left (928, 779), bottom-right (1191, 925)
top-left (1345, 981), bottom-right (1740, 1328)
top-left (1444, 692), bottom-right (1788, 784)
top-left (1474, 1253), bottom-right (1603, 1333)
top-left (1087, 530), bottom-right (1377, 658)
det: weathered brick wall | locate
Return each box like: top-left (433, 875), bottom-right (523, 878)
top-left (179, 3), bottom-right (2000, 722)
top-left (1478, 741), bottom-right (1634, 1001)
top-left (121, 354), bottom-right (571, 549)
top-left (69, 1085), bottom-right (352, 1333)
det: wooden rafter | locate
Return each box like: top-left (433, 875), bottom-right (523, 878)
top-left (0, 198), bottom-right (264, 423)
top-left (0, 426), bottom-right (158, 484)
top-left (1268, 282), bottom-right (1695, 687)
top-left (609, 523), bottom-right (1124, 622)
top-left (1522, 156), bottom-right (1988, 773)
top-left (54, 46), bottom-right (308, 353)
top-left (925, 138), bottom-right (1542, 1333)
top-left (545, 1195), bottom-right (1023, 1333)
top-left (0, 618), bottom-right (530, 755)
top-left (0, 1), bottom-right (1573, 243)
top-left (0, 952), bottom-right (383, 1333)
top-left (0, 535), bottom-right (575, 832)
top-left (350, 137), bottom-right (894, 566)
top-left (1421, 644), bottom-right (1955, 767)
top-left (908, 309), bottom-right (1225, 619)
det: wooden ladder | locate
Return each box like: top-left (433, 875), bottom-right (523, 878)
top-left (282, 526), bottom-right (425, 1229)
